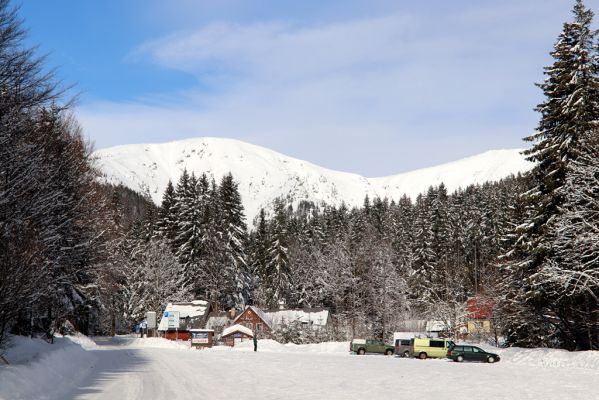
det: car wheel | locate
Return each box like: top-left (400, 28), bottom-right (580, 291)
top-left (419, 352), bottom-right (427, 360)
top-left (385, 349), bottom-right (393, 356)
top-left (403, 350), bottom-right (410, 358)
top-left (487, 356), bottom-right (495, 363)
top-left (357, 348), bottom-right (365, 355)
top-left (456, 355), bottom-right (464, 362)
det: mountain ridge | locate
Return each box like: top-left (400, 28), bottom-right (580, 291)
top-left (94, 137), bottom-right (533, 223)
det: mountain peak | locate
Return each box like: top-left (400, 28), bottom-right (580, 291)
top-left (94, 137), bottom-right (533, 223)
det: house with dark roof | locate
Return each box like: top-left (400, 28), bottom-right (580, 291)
top-left (234, 306), bottom-right (273, 336)
top-left (232, 306), bottom-right (330, 338)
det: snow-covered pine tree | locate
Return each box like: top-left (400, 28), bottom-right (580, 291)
top-left (500, 0), bottom-right (599, 348)
top-left (536, 130), bottom-right (599, 349)
top-left (174, 173), bottom-right (206, 295)
top-left (265, 200), bottom-right (291, 308)
top-left (409, 190), bottom-right (437, 306)
top-left (388, 195), bottom-right (415, 284)
top-left (249, 208), bottom-right (270, 306)
top-left (217, 173), bottom-right (249, 309)
top-left (155, 180), bottom-right (178, 243)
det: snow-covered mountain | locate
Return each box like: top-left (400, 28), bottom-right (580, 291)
top-left (94, 137), bottom-right (533, 223)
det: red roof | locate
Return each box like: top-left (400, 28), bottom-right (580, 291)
top-left (466, 297), bottom-right (493, 319)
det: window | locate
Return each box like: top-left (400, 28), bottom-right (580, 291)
top-left (454, 346), bottom-right (463, 352)
top-left (401, 340), bottom-right (411, 346)
top-left (463, 346), bottom-right (473, 352)
top-left (472, 347), bottom-right (481, 353)
top-left (430, 341), bottom-right (445, 348)
top-left (256, 323), bottom-right (262, 332)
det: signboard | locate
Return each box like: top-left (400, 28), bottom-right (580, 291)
top-left (191, 331), bottom-right (209, 344)
top-left (165, 311), bottom-right (180, 329)
top-left (146, 312), bottom-right (157, 329)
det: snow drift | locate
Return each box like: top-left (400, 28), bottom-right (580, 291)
top-left (0, 335), bottom-right (96, 400)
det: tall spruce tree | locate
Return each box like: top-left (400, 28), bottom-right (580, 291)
top-left (539, 131), bottom-right (599, 349)
top-left (155, 180), bottom-right (177, 242)
top-left (266, 201), bottom-right (291, 308)
top-left (501, 0), bottom-right (599, 348)
top-left (218, 173), bottom-right (249, 309)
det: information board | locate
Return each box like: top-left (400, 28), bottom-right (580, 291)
top-left (165, 311), bottom-right (180, 329)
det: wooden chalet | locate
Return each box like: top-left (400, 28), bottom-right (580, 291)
top-left (232, 306), bottom-right (331, 338)
top-left (234, 306), bottom-right (273, 336)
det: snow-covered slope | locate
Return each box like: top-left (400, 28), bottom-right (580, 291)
top-left (94, 137), bottom-right (533, 223)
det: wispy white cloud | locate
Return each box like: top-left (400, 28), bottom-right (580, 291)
top-left (80, 1), bottom-right (571, 175)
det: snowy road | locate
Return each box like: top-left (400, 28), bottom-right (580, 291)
top-left (39, 337), bottom-right (596, 400)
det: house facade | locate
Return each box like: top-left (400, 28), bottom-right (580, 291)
top-left (157, 300), bottom-right (212, 341)
top-left (466, 296), bottom-right (493, 338)
top-left (231, 306), bottom-right (331, 338)
top-left (234, 306), bottom-right (273, 336)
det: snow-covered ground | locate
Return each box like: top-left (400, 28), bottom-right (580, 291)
top-left (1, 335), bottom-right (597, 400)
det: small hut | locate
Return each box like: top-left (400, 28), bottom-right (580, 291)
top-left (221, 324), bottom-right (254, 347)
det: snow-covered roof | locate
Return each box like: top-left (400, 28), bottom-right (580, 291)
top-left (234, 306), bottom-right (273, 330)
top-left (205, 313), bottom-right (230, 330)
top-left (222, 324), bottom-right (254, 338)
top-left (233, 306), bottom-right (330, 331)
top-left (157, 300), bottom-right (210, 331)
top-left (265, 308), bottom-right (329, 329)
top-left (426, 320), bottom-right (451, 332)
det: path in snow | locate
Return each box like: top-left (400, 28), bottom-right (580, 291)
top-left (45, 337), bottom-right (596, 400)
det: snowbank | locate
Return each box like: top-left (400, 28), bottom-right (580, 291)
top-left (128, 337), bottom-right (191, 351)
top-left (494, 346), bottom-right (599, 370)
top-left (219, 339), bottom-right (350, 354)
top-left (0, 335), bottom-right (95, 400)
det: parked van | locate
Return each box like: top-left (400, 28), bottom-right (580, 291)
top-left (394, 339), bottom-right (412, 357)
top-left (411, 338), bottom-right (454, 359)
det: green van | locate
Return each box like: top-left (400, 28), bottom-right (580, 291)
top-left (411, 338), bottom-right (454, 359)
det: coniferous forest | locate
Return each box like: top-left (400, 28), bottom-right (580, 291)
top-left (1, 0), bottom-right (599, 351)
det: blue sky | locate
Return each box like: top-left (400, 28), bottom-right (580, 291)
top-left (18, 0), bottom-right (597, 176)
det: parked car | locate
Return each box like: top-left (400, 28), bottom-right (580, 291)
top-left (350, 338), bottom-right (395, 355)
top-left (447, 345), bottom-right (500, 363)
top-left (411, 338), bottom-right (455, 359)
top-left (394, 339), bottom-right (412, 357)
